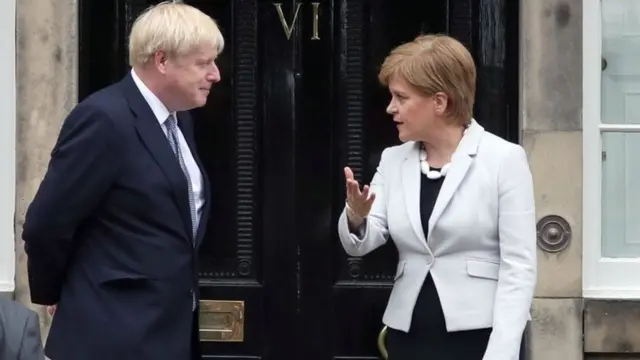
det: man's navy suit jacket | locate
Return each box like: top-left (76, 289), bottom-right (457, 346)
top-left (22, 73), bottom-right (211, 360)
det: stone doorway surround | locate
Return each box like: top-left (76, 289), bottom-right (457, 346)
top-left (520, 0), bottom-right (583, 359)
top-left (14, 0), bottom-right (78, 340)
top-left (12, 0), bottom-right (588, 359)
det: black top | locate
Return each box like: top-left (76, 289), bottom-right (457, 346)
top-left (419, 168), bottom-right (445, 240)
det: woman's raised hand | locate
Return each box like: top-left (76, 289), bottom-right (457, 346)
top-left (344, 166), bottom-right (376, 228)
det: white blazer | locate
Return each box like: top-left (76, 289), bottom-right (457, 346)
top-left (338, 120), bottom-right (537, 360)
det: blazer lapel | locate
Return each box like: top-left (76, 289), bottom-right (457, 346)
top-left (401, 142), bottom-right (428, 246)
top-left (121, 75), bottom-right (194, 241)
top-left (428, 152), bottom-right (472, 238)
top-left (427, 119), bottom-right (484, 240)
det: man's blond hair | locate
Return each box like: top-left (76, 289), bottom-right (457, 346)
top-left (378, 34), bottom-right (476, 124)
top-left (128, 1), bottom-right (225, 67)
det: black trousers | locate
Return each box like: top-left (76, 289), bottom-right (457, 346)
top-left (191, 309), bottom-right (202, 360)
top-left (386, 274), bottom-right (492, 360)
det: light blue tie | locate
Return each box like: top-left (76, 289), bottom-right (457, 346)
top-left (165, 114), bottom-right (197, 241)
top-left (165, 114), bottom-right (197, 311)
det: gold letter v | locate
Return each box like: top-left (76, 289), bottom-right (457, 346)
top-left (274, 3), bottom-right (302, 40)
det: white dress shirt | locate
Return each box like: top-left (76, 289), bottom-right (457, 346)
top-left (130, 69), bottom-right (205, 231)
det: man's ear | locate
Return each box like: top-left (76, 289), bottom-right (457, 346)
top-left (154, 51), bottom-right (168, 75)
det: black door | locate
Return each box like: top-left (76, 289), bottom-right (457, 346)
top-left (79, 1), bottom-right (519, 359)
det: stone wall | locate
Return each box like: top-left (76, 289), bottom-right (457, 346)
top-left (14, 0), bottom-right (78, 340)
top-left (520, 0), bottom-right (583, 359)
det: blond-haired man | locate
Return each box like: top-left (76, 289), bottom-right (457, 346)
top-left (22, 2), bottom-right (223, 359)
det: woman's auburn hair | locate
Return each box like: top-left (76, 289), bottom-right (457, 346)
top-left (378, 34), bottom-right (477, 124)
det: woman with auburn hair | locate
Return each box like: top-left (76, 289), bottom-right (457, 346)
top-left (337, 34), bottom-right (536, 360)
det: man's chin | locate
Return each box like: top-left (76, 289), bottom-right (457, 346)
top-left (195, 97), bottom-right (208, 108)
top-left (182, 99), bottom-right (207, 111)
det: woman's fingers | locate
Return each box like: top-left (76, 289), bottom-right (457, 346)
top-left (344, 166), bottom-right (354, 181)
top-left (361, 185), bottom-right (370, 200)
top-left (344, 168), bottom-right (375, 216)
top-left (347, 179), bottom-right (360, 197)
top-left (365, 192), bottom-right (376, 207)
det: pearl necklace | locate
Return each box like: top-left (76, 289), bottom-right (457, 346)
top-left (419, 146), bottom-right (451, 180)
top-left (419, 126), bottom-right (468, 180)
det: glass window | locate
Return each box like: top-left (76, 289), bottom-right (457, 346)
top-left (601, 0), bottom-right (640, 257)
top-left (601, 132), bottom-right (640, 257)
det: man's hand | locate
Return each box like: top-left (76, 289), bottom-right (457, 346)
top-left (47, 305), bottom-right (57, 316)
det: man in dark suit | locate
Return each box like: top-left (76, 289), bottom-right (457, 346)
top-left (0, 297), bottom-right (45, 360)
top-left (21, 2), bottom-right (224, 360)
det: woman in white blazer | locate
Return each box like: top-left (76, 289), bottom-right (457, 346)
top-left (338, 34), bottom-right (537, 360)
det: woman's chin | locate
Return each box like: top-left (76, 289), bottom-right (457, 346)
top-left (397, 131), bottom-right (413, 143)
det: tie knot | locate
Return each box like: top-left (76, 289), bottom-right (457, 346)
top-left (166, 114), bottom-right (178, 130)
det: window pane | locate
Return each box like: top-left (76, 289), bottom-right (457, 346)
top-left (602, 132), bottom-right (640, 257)
top-left (602, 0), bottom-right (640, 124)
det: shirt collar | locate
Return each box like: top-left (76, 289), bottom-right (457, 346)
top-left (130, 68), bottom-right (176, 125)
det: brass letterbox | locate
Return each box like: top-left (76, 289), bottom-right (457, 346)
top-left (199, 300), bottom-right (245, 342)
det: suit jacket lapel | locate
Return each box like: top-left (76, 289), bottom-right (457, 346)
top-left (121, 75), bottom-right (194, 241)
top-left (427, 119), bottom-right (484, 241)
top-left (428, 152), bottom-right (472, 239)
top-left (401, 143), bottom-right (428, 246)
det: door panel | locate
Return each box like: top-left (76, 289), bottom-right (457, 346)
top-left (193, 0), bottom-right (302, 358)
top-left (191, 1), bottom-right (269, 358)
top-left (79, 0), bottom-right (519, 359)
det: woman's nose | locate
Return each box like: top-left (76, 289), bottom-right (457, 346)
top-left (386, 103), bottom-right (394, 114)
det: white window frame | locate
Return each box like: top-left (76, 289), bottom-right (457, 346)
top-left (0, 0), bottom-right (16, 293)
top-left (583, 0), bottom-right (640, 298)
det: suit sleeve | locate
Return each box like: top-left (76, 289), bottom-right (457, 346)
top-left (337, 149), bottom-right (390, 257)
top-left (22, 104), bottom-right (122, 305)
top-left (483, 145), bottom-right (537, 360)
top-left (18, 310), bottom-right (45, 360)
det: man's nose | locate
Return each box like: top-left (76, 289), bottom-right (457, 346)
top-left (208, 65), bottom-right (221, 83)
top-left (208, 71), bottom-right (220, 83)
